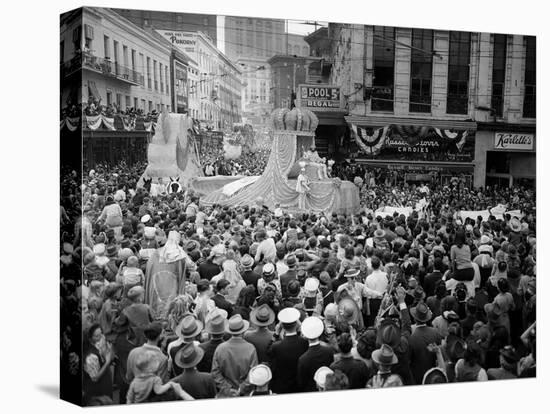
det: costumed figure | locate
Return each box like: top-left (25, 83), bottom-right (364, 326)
top-left (303, 146), bottom-right (329, 180)
top-left (296, 162), bottom-right (311, 210)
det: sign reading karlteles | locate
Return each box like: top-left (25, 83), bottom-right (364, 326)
top-left (297, 84), bottom-right (343, 111)
top-left (494, 132), bottom-right (535, 151)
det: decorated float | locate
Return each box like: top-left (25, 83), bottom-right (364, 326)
top-left (193, 107), bottom-right (360, 214)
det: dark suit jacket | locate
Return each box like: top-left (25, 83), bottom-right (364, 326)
top-left (171, 370), bottom-right (217, 399)
top-left (297, 343), bottom-right (335, 392)
top-left (212, 294), bottom-right (234, 316)
top-left (197, 338), bottom-right (225, 373)
top-left (267, 334), bottom-right (309, 394)
top-left (279, 269), bottom-right (297, 298)
top-left (241, 270), bottom-right (261, 294)
top-left (198, 260), bottom-right (222, 281)
top-left (423, 271), bottom-right (443, 297)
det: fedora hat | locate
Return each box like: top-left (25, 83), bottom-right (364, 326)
top-left (205, 309), bottom-right (228, 335)
top-left (106, 244), bottom-right (118, 258)
top-left (174, 342), bottom-right (205, 369)
top-left (301, 316), bottom-right (324, 340)
top-left (372, 344), bottom-right (398, 365)
top-left (338, 297), bottom-right (361, 325)
top-left (285, 255), bottom-right (297, 268)
top-left (278, 307), bottom-right (301, 324)
top-left (378, 320), bottom-right (401, 349)
top-left (374, 229), bottom-right (386, 239)
top-left (250, 304), bottom-right (275, 327)
top-left (176, 315), bottom-right (204, 340)
top-left (411, 302), bottom-right (433, 323)
top-left (226, 314), bottom-right (250, 335)
top-left (241, 254), bottom-right (254, 268)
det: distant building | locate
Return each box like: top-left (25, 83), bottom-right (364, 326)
top-left (329, 24), bottom-right (536, 188)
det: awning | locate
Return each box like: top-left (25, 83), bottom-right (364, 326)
top-left (314, 110), bottom-right (348, 126)
top-left (345, 115), bottom-right (477, 131)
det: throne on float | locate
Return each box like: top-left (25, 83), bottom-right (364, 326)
top-left (196, 107), bottom-right (359, 214)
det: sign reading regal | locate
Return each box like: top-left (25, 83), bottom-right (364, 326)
top-left (297, 84), bottom-right (343, 111)
top-left (494, 132), bottom-right (534, 151)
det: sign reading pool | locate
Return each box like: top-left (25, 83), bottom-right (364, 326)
top-left (297, 84), bottom-right (343, 111)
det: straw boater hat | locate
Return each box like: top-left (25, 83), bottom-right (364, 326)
top-left (240, 254), bottom-right (254, 268)
top-left (278, 307), bottom-right (301, 324)
top-left (509, 218), bottom-right (522, 233)
top-left (337, 296), bottom-right (361, 326)
top-left (313, 367), bottom-right (333, 389)
top-left (174, 342), bottom-right (205, 369)
top-left (250, 304), bottom-right (276, 327)
top-left (374, 229), bottom-right (386, 239)
top-left (304, 277), bottom-right (320, 293)
top-left (301, 316), bottom-right (324, 340)
top-left (249, 364), bottom-right (272, 387)
top-left (344, 268), bottom-right (360, 278)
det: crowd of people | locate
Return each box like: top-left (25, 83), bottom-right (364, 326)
top-left (200, 144), bottom-right (271, 177)
top-left (60, 157), bottom-right (536, 406)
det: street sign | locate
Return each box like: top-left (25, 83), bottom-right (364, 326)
top-left (297, 84), bottom-right (343, 111)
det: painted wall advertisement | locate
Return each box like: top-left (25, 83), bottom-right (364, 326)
top-left (174, 60), bottom-right (188, 113)
top-left (494, 132), bottom-right (534, 151)
top-left (156, 30), bottom-right (197, 55)
top-left (297, 84), bottom-right (343, 111)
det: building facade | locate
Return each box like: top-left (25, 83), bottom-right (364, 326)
top-left (223, 17), bottom-right (286, 61)
top-left (237, 57), bottom-right (271, 126)
top-left (328, 24), bottom-right (536, 188)
top-left (112, 8), bottom-right (218, 44)
top-left (61, 7), bottom-right (174, 113)
top-left (156, 30), bottom-right (242, 129)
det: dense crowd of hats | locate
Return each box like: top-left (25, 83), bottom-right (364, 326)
top-left (59, 159), bottom-right (536, 406)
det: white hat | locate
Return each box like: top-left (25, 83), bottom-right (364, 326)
top-left (93, 243), bottom-right (106, 256)
top-left (304, 277), bottom-right (320, 292)
top-left (248, 364), bottom-right (272, 386)
top-left (278, 307), bottom-right (300, 324)
top-left (262, 262), bottom-right (275, 275)
top-left (301, 316), bottom-right (324, 340)
top-left (243, 219), bottom-right (252, 227)
top-left (211, 244), bottom-right (227, 257)
top-left (480, 235), bottom-right (491, 245)
top-left (313, 366), bottom-right (333, 389)
top-left (141, 214), bottom-right (151, 223)
top-left (323, 303), bottom-right (338, 319)
top-left (144, 226), bottom-right (156, 239)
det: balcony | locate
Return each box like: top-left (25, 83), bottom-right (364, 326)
top-left (64, 51), bottom-right (143, 86)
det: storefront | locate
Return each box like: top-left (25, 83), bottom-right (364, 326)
top-left (296, 84), bottom-right (348, 157)
top-left (474, 125), bottom-right (536, 189)
top-left (344, 115), bottom-right (477, 187)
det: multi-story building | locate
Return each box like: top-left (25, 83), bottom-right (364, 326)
top-left (328, 24), bottom-right (536, 188)
top-left (224, 17), bottom-right (286, 61)
top-left (237, 57), bottom-right (271, 126)
top-left (157, 30), bottom-right (242, 129)
top-left (112, 8), bottom-right (217, 44)
top-left (61, 7), bottom-right (173, 113)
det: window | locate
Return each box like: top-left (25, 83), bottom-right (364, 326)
top-left (84, 24), bottom-right (93, 49)
top-left (116, 93), bottom-right (122, 108)
top-left (148, 101), bottom-right (153, 112)
top-left (122, 45), bottom-right (128, 67)
top-left (276, 38), bottom-right (283, 53)
top-left (165, 67), bottom-right (169, 95)
top-left (146, 57), bottom-right (151, 89)
top-left (159, 63), bottom-right (164, 92)
top-left (153, 60), bottom-right (158, 90)
top-left (106, 91), bottom-right (112, 105)
top-left (447, 31), bottom-right (471, 114)
top-left (177, 15), bottom-right (183, 23)
top-left (161, 104), bottom-right (165, 112)
top-left (141, 99), bottom-right (146, 110)
top-left (73, 26), bottom-right (82, 51)
top-left (491, 34), bottom-right (507, 117)
top-left (103, 35), bottom-right (110, 59)
top-left (157, 104), bottom-right (160, 112)
top-left (372, 26), bottom-right (395, 111)
top-left (410, 29), bottom-right (433, 113)
top-left (131, 49), bottom-right (136, 72)
top-left (134, 97), bottom-right (138, 109)
top-left (303, 46), bottom-right (309, 56)
top-left (523, 36), bottom-right (536, 118)
top-left (125, 95), bottom-right (131, 109)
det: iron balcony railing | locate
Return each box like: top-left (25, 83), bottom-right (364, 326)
top-left (65, 51), bottom-right (143, 86)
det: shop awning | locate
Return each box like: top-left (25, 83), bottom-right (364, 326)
top-left (345, 115), bottom-right (477, 131)
top-left (313, 110), bottom-right (348, 126)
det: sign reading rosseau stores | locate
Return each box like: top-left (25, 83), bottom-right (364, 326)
top-left (297, 84), bottom-right (343, 111)
top-left (494, 132), bottom-right (535, 151)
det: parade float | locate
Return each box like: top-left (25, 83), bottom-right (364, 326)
top-left (193, 107), bottom-right (360, 214)
top-left (137, 110), bottom-right (203, 189)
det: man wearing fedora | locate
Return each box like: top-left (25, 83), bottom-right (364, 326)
top-left (211, 314), bottom-right (258, 395)
top-left (330, 333), bottom-right (370, 389)
top-left (240, 254), bottom-right (260, 294)
top-left (409, 301), bottom-right (442, 384)
top-left (167, 315), bottom-right (203, 377)
top-left (197, 309), bottom-right (228, 373)
top-left (297, 316), bottom-right (335, 392)
top-left (279, 255), bottom-right (298, 298)
top-left (366, 344), bottom-right (403, 388)
top-left (267, 308), bottom-right (308, 394)
top-left (171, 343), bottom-right (217, 399)
top-left (245, 304), bottom-right (276, 363)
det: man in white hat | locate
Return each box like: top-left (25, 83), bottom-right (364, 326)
top-left (248, 364), bottom-right (274, 396)
top-left (313, 366), bottom-right (333, 391)
top-left (268, 308), bottom-right (308, 394)
top-left (296, 316), bottom-right (335, 392)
